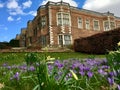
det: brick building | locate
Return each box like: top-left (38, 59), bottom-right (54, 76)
top-left (16, 1), bottom-right (120, 47)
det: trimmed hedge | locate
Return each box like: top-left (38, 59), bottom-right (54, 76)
top-left (74, 28), bottom-right (120, 54)
top-left (0, 42), bottom-right (11, 49)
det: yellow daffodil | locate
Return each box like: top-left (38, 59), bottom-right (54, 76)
top-left (0, 82), bottom-right (4, 89)
top-left (70, 70), bottom-right (78, 80)
top-left (46, 56), bottom-right (55, 61)
top-left (117, 42), bottom-right (120, 46)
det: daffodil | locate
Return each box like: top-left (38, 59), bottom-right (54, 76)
top-left (0, 82), bottom-right (4, 89)
top-left (117, 42), bottom-right (120, 46)
top-left (70, 70), bottom-right (78, 80)
top-left (46, 56), bottom-right (55, 61)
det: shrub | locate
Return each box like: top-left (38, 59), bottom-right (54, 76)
top-left (0, 42), bottom-right (11, 49)
top-left (74, 28), bottom-right (120, 54)
top-left (24, 53), bottom-right (38, 65)
top-left (9, 39), bottom-right (20, 47)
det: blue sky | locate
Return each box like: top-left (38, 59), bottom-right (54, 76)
top-left (0, 0), bottom-right (120, 42)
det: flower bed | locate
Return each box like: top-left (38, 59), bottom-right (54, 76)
top-left (0, 42), bottom-right (120, 90)
top-left (0, 56), bottom-right (120, 90)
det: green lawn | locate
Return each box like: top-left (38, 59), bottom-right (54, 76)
top-left (0, 52), bottom-right (105, 65)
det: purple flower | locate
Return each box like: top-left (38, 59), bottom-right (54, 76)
top-left (113, 70), bottom-right (117, 76)
top-left (3, 63), bottom-right (7, 67)
top-left (84, 66), bottom-right (90, 71)
top-left (101, 65), bottom-right (109, 69)
top-left (87, 71), bottom-right (93, 78)
top-left (71, 61), bottom-right (81, 69)
top-left (108, 77), bottom-right (114, 85)
top-left (67, 73), bottom-right (72, 77)
top-left (54, 60), bottom-right (64, 69)
top-left (79, 70), bottom-right (85, 76)
top-left (79, 64), bottom-right (84, 71)
top-left (108, 72), bottom-right (114, 77)
top-left (48, 65), bottom-right (53, 71)
top-left (29, 66), bottom-right (35, 71)
top-left (86, 59), bottom-right (96, 66)
top-left (118, 85), bottom-right (120, 90)
top-left (19, 65), bottom-right (27, 70)
top-left (98, 69), bottom-right (107, 75)
top-left (7, 66), bottom-right (11, 70)
top-left (13, 72), bottom-right (20, 80)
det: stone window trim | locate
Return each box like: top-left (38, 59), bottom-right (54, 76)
top-left (41, 16), bottom-right (46, 28)
top-left (78, 17), bottom-right (83, 29)
top-left (110, 21), bottom-right (116, 30)
top-left (85, 19), bottom-right (90, 30)
top-left (58, 34), bottom-right (72, 46)
top-left (57, 12), bottom-right (71, 26)
top-left (103, 20), bottom-right (116, 31)
top-left (93, 20), bottom-right (100, 30)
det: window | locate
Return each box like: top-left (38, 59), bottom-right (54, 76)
top-left (110, 22), bottom-right (115, 30)
top-left (64, 35), bottom-right (71, 45)
top-left (78, 18), bottom-right (83, 28)
top-left (94, 20), bottom-right (99, 30)
top-left (41, 16), bottom-right (46, 27)
top-left (57, 13), bottom-right (70, 26)
top-left (58, 35), bottom-right (63, 46)
top-left (104, 21), bottom-right (109, 31)
top-left (58, 35), bottom-right (71, 46)
top-left (104, 21), bottom-right (115, 31)
top-left (63, 14), bottom-right (70, 25)
top-left (40, 36), bottom-right (46, 47)
top-left (86, 19), bottom-right (90, 29)
top-left (29, 37), bottom-right (32, 44)
top-left (58, 13), bottom-right (62, 25)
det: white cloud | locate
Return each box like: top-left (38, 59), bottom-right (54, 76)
top-left (0, 25), bottom-right (8, 30)
top-left (41, 0), bottom-right (78, 7)
top-left (22, 0), bottom-right (32, 9)
top-left (8, 16), bottom-right (14, 21)
top-left (0, 3), bottom-right (4, 8)
top-left (28, 11), bottom-right (37, 16)
top-left (7, 0), bottom-right (25, 15)
top-left (83, 0), bottom-right (120, 17)
top-left (16, 17), bottom-right (21, 21)
top-left (8, 7), bottom-right (25, 15)
top-left (6, 0), bottom-right (33, 16)
top-left (7, 0), bottom-right (19, 9)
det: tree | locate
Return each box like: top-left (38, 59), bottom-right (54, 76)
top-left (9, 39), bottom-right (20, 47)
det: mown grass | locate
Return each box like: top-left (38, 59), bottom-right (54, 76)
top-left (0, 52), bottom-right (105, 65)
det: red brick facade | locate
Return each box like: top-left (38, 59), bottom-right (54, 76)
top-left (16, 1), bottom-right (120, 47)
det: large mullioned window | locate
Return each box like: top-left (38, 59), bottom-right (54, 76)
top-left (104, 21), bottom-right (115, 31)
top-left (57, 13), bottom-right (70, 26)
top-left (58, 34), bottom-right (71, 46)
